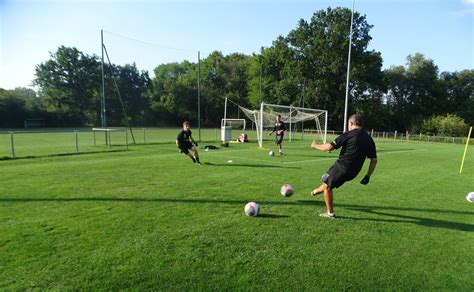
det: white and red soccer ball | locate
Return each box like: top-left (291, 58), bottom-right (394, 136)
top-left (244, 202), bottom-right (260, 217)
top-left (280, 184), bottom-right (294, 197)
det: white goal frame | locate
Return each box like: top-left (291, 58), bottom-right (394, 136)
top-left (92, 127), bottom-right (129, 149)
top-left (256, 103), bottom-right (328, 148)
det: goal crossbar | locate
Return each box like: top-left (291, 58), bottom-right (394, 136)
top-left (237, 102), bottom-right (328, 148)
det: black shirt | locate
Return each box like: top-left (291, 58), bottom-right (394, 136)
top-left (272, 121), bottom-right (286, 136)
top-left (330, 128), bottom-right (377, 174)
top-left (177, 129), bottom-right (192, 146)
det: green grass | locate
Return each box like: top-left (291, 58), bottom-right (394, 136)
top-left (0, 131), bottom-right (473, 290)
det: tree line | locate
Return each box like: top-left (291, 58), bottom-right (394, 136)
top-left (1, 7), bottom-right (472, 135)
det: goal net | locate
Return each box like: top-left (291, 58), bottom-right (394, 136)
top-left (239, 102), bottom-right (327, 148)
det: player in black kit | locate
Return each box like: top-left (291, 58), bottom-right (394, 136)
top-left (269, 114), bottom-right (286, 156)
top-left (310, 114), bottom-right (377, 218)
top-left (176, 121), bottom-right (201, 164)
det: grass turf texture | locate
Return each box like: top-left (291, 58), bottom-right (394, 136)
top-left (0, 131), bottom-right (473, 290)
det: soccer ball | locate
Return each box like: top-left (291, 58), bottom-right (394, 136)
top-left (466, 192), bottom-right (474, 203)
top-left (244, 202), bottom-right (260, 217)
top-left (269, 150), bottom-right (275, 156)
top-left (280, 184), bottom-right (294, 197)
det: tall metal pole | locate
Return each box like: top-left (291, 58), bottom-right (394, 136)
top-left (301, 79), bottom-right (305, 139)
top-left (343, 0), bottom-right (355, 133)
top-left (259, 65), bottom-right (262, 103)
top-left (101, 29), bottom-right (105, 128)
top-left (198, 51), bottom-right (201, 141)
top-left (101, 29), bottom-right (108, 145)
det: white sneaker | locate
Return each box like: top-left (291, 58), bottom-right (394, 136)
top-left (319, 212), bottom-right (336, 219)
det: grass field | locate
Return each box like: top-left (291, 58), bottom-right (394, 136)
top-left (0, 130), bottom-right (473, 290)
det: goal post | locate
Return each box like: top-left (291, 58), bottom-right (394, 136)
top-left (257, 103), bottom-right (327, 148)
top-left (239, 102), bottom-right (328, 148)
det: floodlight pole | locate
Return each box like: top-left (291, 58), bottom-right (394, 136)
top-left (259, 65), bottom-right (263, 103)
top-left (198, 51), bottom-right (201, 141)
top-left (101, 29), bottom-right (106, 128)
top-left (101, 29), bottom-right (108, 145)
top-left (343, 0), bottom-right (355, 133)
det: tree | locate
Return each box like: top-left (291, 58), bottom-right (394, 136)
top-left (34, 46), bottom-right (101, 126)
top-left (104, 63), bottom-right (152, 126)
top-left (440, 69), bottom-right (474, 125)
top-left (151, 61), bottom-right (198, 125)
top-left (405, 53), bottom-right (446, 118)
top-left (0, 87), bottom-right (47, 128)
top-left (248, 7), bottom-right (384, 129)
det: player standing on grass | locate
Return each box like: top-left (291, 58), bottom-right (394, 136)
top-left (269, 114), bottom-right (286, 156)
top-left (176, 121), bottom-right (201, 164)
top-left (310, 114), bottom-right (377, 218)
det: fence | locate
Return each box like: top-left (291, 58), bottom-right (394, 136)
top-left (0, 128), bottom-right (472, 159)
top-left (0, 128), bottom-right (229, 159)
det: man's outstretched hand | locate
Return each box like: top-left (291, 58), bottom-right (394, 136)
top-left (360, 175), bottom-right (370, 185)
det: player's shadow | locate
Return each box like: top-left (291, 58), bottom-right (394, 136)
top-left (3, 197), bottom-right (472, 232)
top-left (257, 214), bottom-right (290, 219)
top-left (377, 148), bottom-right (415, 153)
top-left (338, 206), bottom-right (474, 232)
top-left (286, 153), bottom-right (336, 158)
top-left (202, 162), bottom-right (300, 169)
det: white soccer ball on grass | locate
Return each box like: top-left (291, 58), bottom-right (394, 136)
top-left (280, 184), bottom-right (294, 197)
top-left (466, 192), bottom-right (474, 203)
top-left (269, 150), bottom-right (275, 157)
top-left (244, 202), bottom-right (260, 217)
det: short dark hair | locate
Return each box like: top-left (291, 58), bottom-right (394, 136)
top-left (183, 121), bottom-right (190, 125)
top-left (349, 114), bottom-right (364, 127)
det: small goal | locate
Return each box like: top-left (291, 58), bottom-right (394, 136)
top-left (92, 127), bottom-right (129, 149)
top-left (220, 118), bottom-right (246, 143)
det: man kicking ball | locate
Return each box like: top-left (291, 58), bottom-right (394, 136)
top-left (310, 114), bottom-right (377, 218)
top-left (176, 121), bottom-right (201, 164)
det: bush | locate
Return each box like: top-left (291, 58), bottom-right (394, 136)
top-left (417, 114), bottom-right (468, 136)
top-left (438, 114), bottom-right (469, 137)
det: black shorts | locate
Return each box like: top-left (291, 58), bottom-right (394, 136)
top-left (321, 163), bottom-right (358, 189)
top-left (178, 142), bottom-right (193, 155)
top-left (275, 135), bottom-right (283, 145)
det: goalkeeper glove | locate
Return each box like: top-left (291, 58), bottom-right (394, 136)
top-left (360, 175), bottom-right (370, 185)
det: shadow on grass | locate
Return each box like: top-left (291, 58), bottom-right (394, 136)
top-left (1, 197), bottom-right (472, 232)
top-left (0, 197), bottom-right (320, 207)
top-left (339, 207), bottom-right (474, 232)
top-left (0, 149), bottom-right (127, 161)
top-left (257, 214), bottom-right (290, 218)
top-left (376, 148), bottom-right (416, 153)
top-left (284, 153), bottom-right (337, 159)
top-left (202, 162), bottom-right (300, 169)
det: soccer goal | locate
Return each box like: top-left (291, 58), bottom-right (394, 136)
top-left (92, 127), bottom-right (129, 150)
top-left (239, 102), bottom-right (328, 148)
top-left (221, 98), bottom-right (255, 143)
top-left (221, 118), bottom-right (246, 143)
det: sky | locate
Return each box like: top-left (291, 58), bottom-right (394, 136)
top-left (0, 0), bottom-right (473, 90)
